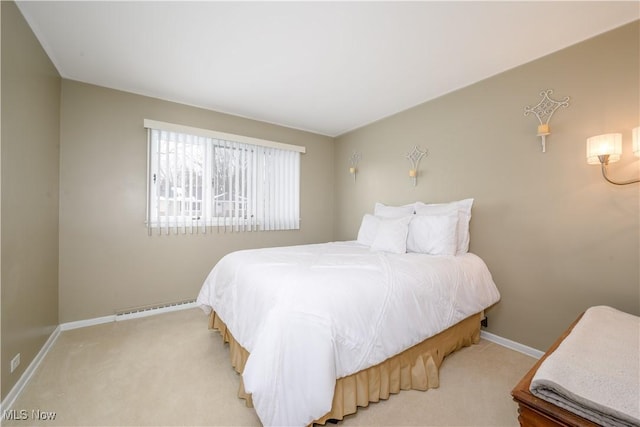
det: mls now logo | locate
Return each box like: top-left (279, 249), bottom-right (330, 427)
top-left (2, 409), bottom-right (57, 421)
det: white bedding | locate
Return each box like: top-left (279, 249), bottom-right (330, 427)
top-left (197, 241), bottom-right (500, 426)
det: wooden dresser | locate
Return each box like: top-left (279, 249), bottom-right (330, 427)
top-left (511, 314), bottom-right (599, 427)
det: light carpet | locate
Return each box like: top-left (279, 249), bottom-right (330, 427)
top-left (3, 308), bottom-right (536, 426)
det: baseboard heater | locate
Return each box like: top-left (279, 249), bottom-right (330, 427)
top-left (115, 298), bottom-right (197, 320)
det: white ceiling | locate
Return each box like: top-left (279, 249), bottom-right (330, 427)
top-left (16, 1), bottom-right (640, 137)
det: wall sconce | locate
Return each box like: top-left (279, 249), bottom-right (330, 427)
top-left (405, 146), bottom-right (428, 187)
top-left (349, 151), bottom-right (361, 183)
top-left (586, 127), bottom-right (640, 185)
top-left (524, 89), bottom-right (570, 153)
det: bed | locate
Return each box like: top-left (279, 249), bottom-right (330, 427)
top-left (196, 199), bottom-right (501, 426)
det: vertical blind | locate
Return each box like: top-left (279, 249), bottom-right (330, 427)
top-left (145, 120), bottom-right (304, 235)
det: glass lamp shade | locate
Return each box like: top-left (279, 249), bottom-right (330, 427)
top-left (586, 133), bottom-right (622, 164)
top-left (633, 127), bottom-right (640, 158)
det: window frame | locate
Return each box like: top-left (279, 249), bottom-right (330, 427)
top-left (144, 120), bottom-right (305, 235)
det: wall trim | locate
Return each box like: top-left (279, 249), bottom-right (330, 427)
top-left (59, 314), bottom-right (116, 331)
top-left (481, 330), bottom-right (545, 359)
top-left (59, 301), bottom-right (199, 331)
top-left (1, 325), bottom-right (61, 414)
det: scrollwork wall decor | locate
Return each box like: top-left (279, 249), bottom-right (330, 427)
top-left (348, 151), bottom-right (361, 183)
top-left (524, 89), bottom-right (570, 153)
top-left (405, 146), bottom-right (428, 187)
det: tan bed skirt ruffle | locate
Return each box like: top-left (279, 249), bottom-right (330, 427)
top-left (209, 311), bottom-right (481, 425)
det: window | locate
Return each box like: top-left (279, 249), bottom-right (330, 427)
top-left (145, 120), bottom-right (304, 234)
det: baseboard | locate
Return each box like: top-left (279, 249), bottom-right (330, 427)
top-left (0, 325), bottom-right (61, 414)
top-left (481, 330), bottom-right (545, 359)
top-left (59, 314), bottom-right (116, 331)
top-left (59, 301), bottom-right (199, 331)
top-left (2, 301), bottom-right (199, 413)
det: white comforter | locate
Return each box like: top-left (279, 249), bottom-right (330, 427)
top-left (197, 241), bottom-right (500, 426)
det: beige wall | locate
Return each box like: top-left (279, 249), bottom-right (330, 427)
top-left (58, 80), bottom-right (335, 323)
top-left (335, 21), bottom-right (640, 351)
top-left (1, 1), bottom-right (61, 399)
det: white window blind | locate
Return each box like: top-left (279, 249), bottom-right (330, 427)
top-left (145, 120), bottom-right (304, 235)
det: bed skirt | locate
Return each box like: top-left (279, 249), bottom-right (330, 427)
top-left (208, 311), bottom-right (481, 425)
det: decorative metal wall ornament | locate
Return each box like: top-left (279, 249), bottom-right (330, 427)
top-left (405, 146), bottom-right (428, 187)
top-left (524, 89), bottom-right (570, 153)
top-left (349, 151), bottom-right (361, 182)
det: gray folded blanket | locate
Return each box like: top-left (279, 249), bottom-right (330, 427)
top-left (530, 306), bottom-right (639, 427)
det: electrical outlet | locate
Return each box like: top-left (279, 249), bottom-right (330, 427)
top-left (10, 353), bottom-right (20, 373)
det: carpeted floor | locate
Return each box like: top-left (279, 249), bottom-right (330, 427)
top-left (3, 308), bottom-right (536, 426)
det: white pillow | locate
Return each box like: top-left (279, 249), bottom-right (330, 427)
top-left (414, 198), bottom-right (474, 255)
top-left (370, 215), bottom-right (412, 254)
top-left (374, 202), bottom-right (415, 218)
top-left (356, 214), bottom-right (380, 246)
top-left (406, 213), bottom-right (458, 256)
